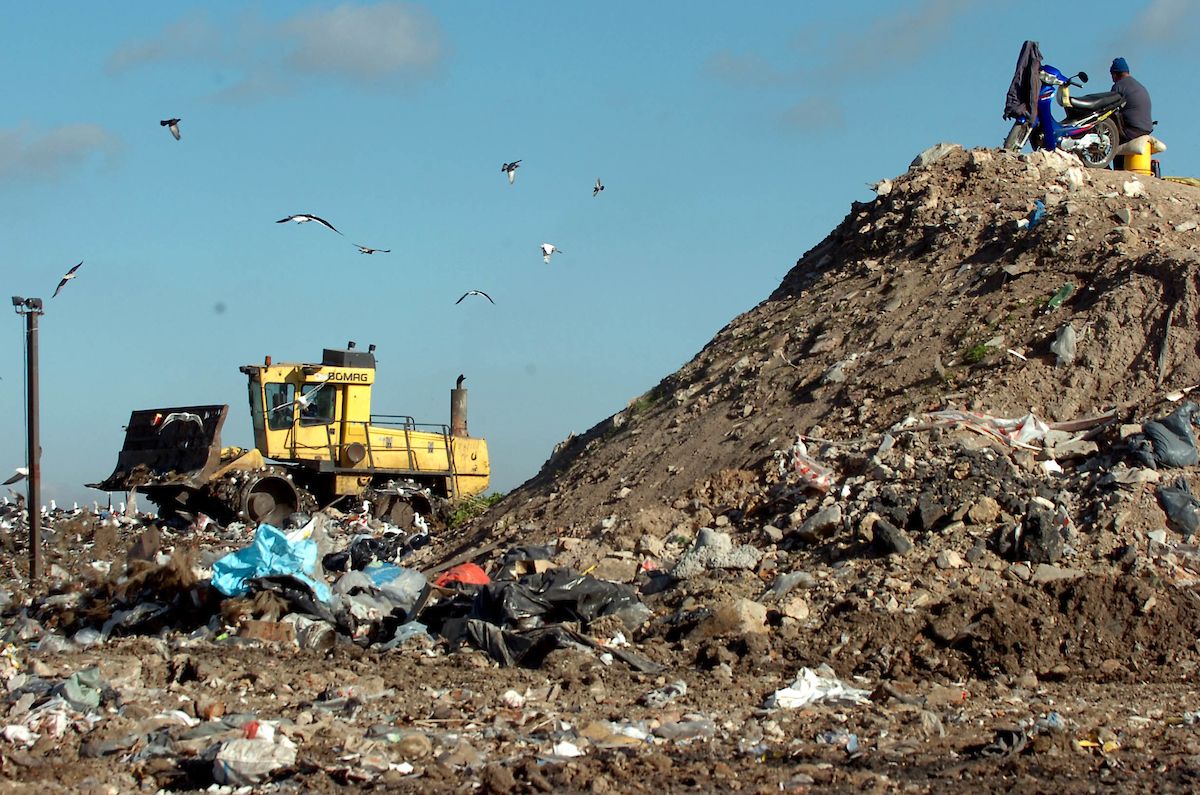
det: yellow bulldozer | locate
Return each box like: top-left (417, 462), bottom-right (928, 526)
top-left (91, 344), bottom-right (489, 527)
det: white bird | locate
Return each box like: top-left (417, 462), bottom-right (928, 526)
top-left (2, 467), bottom-right (28, 486)
top-left (277, 214), bottom-right (342, 235)
top-left (160, 118), bottom-right (181, 141)
top-left (501, 160), bottom-right (521, 185)
top-left (355, 244), bottom-right (390, 255)
top-left (158, 412), bottom-right (204, 432)
top-left (456, 290), bottom-right (494, 305)
top-left (593, 178), bottom-right (604, 197)
top-left (52, 261), bottom-right (83, 298)
top-left (541, 243), bottom-right (562, 264)
top-left (270, 380), bottom-right (329, 414)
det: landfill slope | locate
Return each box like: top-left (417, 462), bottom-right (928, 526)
top-left (7, 145), bottom-right (1200, 793)
top-left (479, 144), bottom-right (1200, 539)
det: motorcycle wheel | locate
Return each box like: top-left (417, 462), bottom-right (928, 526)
top-left (1077, 118), bottom-right (1118, 169)
top-left (1003, 121), bottom-right (1031, 151)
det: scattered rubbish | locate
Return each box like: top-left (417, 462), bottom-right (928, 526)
top-left (980, 728), bottom-right (1028, 758)
top-left (1157, 477), bottom-right (1200, 536)
top-left (765, 667), bottom-right (871, 709)
top-left (777, 437), bottom-right (835, 492)
top-left (1027, 198), bottom-right (1046, 229)
top-left (1045, 283), bottom-right (1075, 310)
top-left (213, 733), bottom-right (299, 786)
top-left (1132, 402), bottom-right (1200, 469)
top-left (640, 680), bottom-right (687, 708)
top-left (212, 524), bottom-right (331, 603)
top-left (816, 729), bottom-right (860, 754)
top-left (1050, 323), bottom-right (1077, 366)
top-left (433, 563), bottom-right (491, 588)
top-left (654, 715), bottom-right (716, 741)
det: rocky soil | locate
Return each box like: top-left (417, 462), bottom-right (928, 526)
top-left (6, 145), bottom-right (1200, 793)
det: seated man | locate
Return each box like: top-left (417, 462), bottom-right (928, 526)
top-left (1110, 57), bottom-right (1152, 143)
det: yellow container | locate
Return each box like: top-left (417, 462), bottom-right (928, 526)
top-left (1123, 147), bottom-right (1152, 176)
top-left (1118, 136), bottom-right (1153, 175)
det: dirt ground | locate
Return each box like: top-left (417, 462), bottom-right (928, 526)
top-left (6, 145), bottom-right (1200, 792)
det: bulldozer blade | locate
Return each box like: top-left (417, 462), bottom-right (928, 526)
top-left (89, 405), bottom-right (229, 492)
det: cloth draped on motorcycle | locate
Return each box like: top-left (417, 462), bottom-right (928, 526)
top-left (1004, 40), bottom-right (1042, 122)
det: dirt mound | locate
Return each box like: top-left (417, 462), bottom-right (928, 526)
top-left (480, 145), bottom-right (1200, 537)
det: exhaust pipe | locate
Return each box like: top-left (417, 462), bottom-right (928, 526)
top-left (450, 374), bottom-right (468, 437)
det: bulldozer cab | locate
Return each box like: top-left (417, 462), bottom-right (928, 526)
top-left (243, 346), bottom-right (375, 467)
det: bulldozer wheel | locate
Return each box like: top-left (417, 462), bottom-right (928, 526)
top-left (368, 489), bottom-right (433, 531)
top-left (242, 472), bottom-right (301, 527)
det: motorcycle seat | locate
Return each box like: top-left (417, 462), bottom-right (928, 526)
top-left (1066, 91), bottom-right (1124, 113)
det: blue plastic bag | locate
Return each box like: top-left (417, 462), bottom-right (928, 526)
top-left (212, 524), bottom-right (331, 602)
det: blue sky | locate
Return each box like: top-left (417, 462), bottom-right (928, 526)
top-left (3, 1), bottom-right (1198, 506)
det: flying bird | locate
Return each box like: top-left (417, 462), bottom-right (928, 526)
top-left (277, 214), bottom-right (342, 235)
top-left (160, 118), bottom-right (181, 141)
top-left (2, 467), bottom-right (28, 487)
top-left (355, 245), bottom-right (390, 255)
top-left (456, 290), bottom-right (494, 305)
top-left (270, 380), bottom-right (329, 414)
top-left (501, 160), bottom-right (521, 185)
top-left (157, 412), bottom-right (204, 432)
top-left (593, 178), bottom-right (604, 197)
top-left (52, 261), bottom-right (83, 298)
top-left (541, 243), bottom-right (562, 264)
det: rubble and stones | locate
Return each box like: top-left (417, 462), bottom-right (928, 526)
top-left (7, 145), bottom-right (1200, 790)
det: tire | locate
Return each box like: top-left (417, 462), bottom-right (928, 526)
top-left (1003, 121), bottom-right (1031, 151)
top-left (1077, 118), bottom-right (1118, 169)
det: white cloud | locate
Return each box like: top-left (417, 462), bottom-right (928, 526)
top-left (0, 124), bottom-right (121, 181)
top-left (704, 50), bottom-right (792, 88)
top-left (284, 3), bottom-right (443, 81)
top-left (105, 2), bottom-right (445, 99)
top-left (778, 97), bottom-right (846, 134)
top-left (1125, 0), bottom-right (1200, 47)
top-left (106, 13), bottom-right (223, 74)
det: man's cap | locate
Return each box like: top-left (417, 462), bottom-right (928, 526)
top-left (1111, 57), bottom-right (1130, 73)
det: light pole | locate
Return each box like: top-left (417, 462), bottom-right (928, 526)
top-left (11, 296), bottom-right (43, 581)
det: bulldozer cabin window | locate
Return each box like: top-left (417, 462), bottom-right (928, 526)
top-left (299, 383), bottom-right (335, 426)
top-left (265, 383), bottom-right (294, 430)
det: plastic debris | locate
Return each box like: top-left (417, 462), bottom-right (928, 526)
top-left (765, 667), bottom-right (871, 709)
top-left (1046, 283), bottom-right (1075, 310)
top-left (1157, 476), bottom-right (1200, 536)
top-left (212, 523), bottom-right (331, 602)
top-left (1050, 323), bottom-right (1077, 366)
top-left (213, 733), bottom-right (298, 785)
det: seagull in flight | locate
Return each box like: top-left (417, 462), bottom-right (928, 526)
top-left (501, 160), bottom-right (521, 185)
top-left (354, 244), bottom-right (390, 255)
top-left (157, 412), bottom-right (204, 433)
top-left (541, 243), bottom-right (562, 264)
top-left (593, 178), bottom-right (604, 197)
top-left (52, 261), bottom-right (83, 298)
top-left (270, 380), bottom-right (329, 414)
top-left (160, 118), bottom-right (181, 141)
top-left (2, 467), bottom-right (28, 487)
top-left (456, 290), bottom-right (494, 305)
top-left (277, 214), bottom-right (342, 235)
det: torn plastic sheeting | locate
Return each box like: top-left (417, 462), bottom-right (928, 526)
top-left (323, 532), bottom-right (423, 573)
top-left (247, 576), bottom-right (339, 625)
top-left (54, 667), bottom-right (107, 712)
top-left (212, 524), bottom-right (331, 603)
top-left (463, 619), bottom-right (663, 671)
top-left (911, 410), bottom-right (1051, 449)
top-left (434, 563), bottom-right (490, 588)
top-left (1157, 477), bottom-right (1200, 537)
top-left (1143, 402), bottom-right (1200, 468)
top-left (764, 667), bottom-right (872, 709)
top-left (473, 568), bottom-right (644, 628)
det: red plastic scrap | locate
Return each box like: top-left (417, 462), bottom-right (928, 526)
top-left (434, 563), bottom-right (490, 587)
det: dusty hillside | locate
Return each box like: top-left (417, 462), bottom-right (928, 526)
top-left (10, 147), bottom-right (1200, 793)
top-left (473, 144), bottom-right (1200, 542)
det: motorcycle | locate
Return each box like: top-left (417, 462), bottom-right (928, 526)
top-left (1003, 65), bottom-right (1125, 168)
